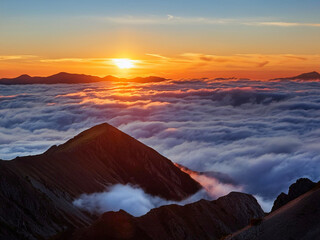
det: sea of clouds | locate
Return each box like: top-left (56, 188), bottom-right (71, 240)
top-left (1, 78), bottom-right (320, 212)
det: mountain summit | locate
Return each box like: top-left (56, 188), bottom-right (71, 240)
top-left (10, 123), bottom-right (201, 200)
top-left (0, 123), bottom-right (201, 239)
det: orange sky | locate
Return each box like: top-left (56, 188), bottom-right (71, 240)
top-left (1, 53), bottom-right (320, 80)
top-left (1, 1), bottom-right (320, 79)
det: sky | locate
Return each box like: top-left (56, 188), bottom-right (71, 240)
top-left (1, 0), bottom-right (320, 79)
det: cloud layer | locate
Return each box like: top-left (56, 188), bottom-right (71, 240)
top-left (73, 184), bottom-right (212, 217)
top-left (1, 79), bottom-right (320, 210)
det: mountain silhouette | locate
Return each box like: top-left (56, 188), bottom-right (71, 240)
top-left (272, 71), bottom-right (320, 81)
top-left (0, 72), bottom-right (166, 84)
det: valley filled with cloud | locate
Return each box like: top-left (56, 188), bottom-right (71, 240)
top-left (1, 78), bottom-right (320, 210)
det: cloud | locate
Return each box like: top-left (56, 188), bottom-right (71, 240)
top-left (73, 171), bottom-right (243, 216)
top-left (102, 15), bottom-right (320, 28)
top-left (255, 22), bottom-right (320, 27)
top-left (0, 55), bottom-right (36, 61)
top-left (73, 184), bottom-right (211, 217)
top-left (1, 78), bottom-right (320, 212)
top-left (103, 15), bottom-right (237, 25)
top-left (73, 184), bottom-right (170, 217)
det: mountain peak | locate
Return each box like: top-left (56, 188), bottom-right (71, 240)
top-left (50, 72), bottom-right (70, 77)
top-left (272, 71), bottom-right (320, 81)
top-left (13, 123), bottom-right (201, 200)
top-left (294, 71), bottom-right (320, 79)
top-left (16, 74), bottom-right (31, 79)
top-left (0, 123), bottom-right (201, 239)
top-left (51, 123), bottom-right (126, 153)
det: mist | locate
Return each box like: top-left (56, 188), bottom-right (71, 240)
top-left (73, 184), bottom-right (211, 217)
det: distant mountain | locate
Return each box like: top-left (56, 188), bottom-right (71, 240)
top-left (272, 71), bottom-right (320, 81)
top-left (68, 192), bottom-right (264, 240)
top-left (226, 178), bottom-right (320, 240)
top-left (0, 72), bottom-right (167, 84)
top-left (0, 123), bottom-right (201, 239)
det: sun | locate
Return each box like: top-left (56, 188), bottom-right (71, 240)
top-left (112, 58), bottom-right (135, 69)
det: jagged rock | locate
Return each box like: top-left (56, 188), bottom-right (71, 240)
top-left (272, 178), bottom-right (316, 211)
top-left (226, 181), bottom-right (320, 240)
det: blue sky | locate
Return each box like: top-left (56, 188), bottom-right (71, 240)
top-left (0, 0), bottom-right (320, 78)
top-left (2, 0), bottom-right (320, 20)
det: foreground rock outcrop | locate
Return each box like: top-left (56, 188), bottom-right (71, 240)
top-left (272, 178), bottom-right (316, 211)
top-left (226, 179), bottom-right (320, 240)
top-left (69, 192), bottom-right (264, 240)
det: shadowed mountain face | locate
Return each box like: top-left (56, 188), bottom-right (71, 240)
top-left (0, 72), bottom-right (166, 84)
top-left (0, 163), bottom-right (74, 240)
top-left (9, 123), bottom-right (201, 200)
top-left (226, 179), bottom-right (320, 240)
top-left (69, 192), bottom-right (264, 240)
top-left (0, 123), bottom-right (201, 239)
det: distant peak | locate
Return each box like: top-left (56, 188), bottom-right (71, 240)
top-left (50, 72), bottom-right (74, 77)
top-left (296, 71), bottom-right (320, 77)
top-left (56, 72), bottom-right (69, 75)
top-left (272, 71), bottom-right (320, 81)
top-left (16, 74), bottom-right (31, 79)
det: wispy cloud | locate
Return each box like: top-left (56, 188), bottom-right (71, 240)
top-left (39, 57), bottom-right (113, 64)
top-left (102, 15), bottom-right (320, 28)
top-left (0, 55), bottom-right (37, 61)
top-left (255, 22), bottom-right (320, 27)
top-left (146, 53), bottom-right (169, 60)
top-left (103, 15), bottom-right (251, 25)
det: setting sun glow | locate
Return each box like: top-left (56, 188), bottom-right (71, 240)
top-left (112, 59), bottom-right (135, 69)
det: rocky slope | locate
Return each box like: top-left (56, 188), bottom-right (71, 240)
top-left (0, 163), bottom-right (71, 240)
top-left (0, 123), bottom-right (201, 239)
top-left (272, 178), bottom-right (316, 211)
top-left (69, 192), bottom-right (264, 240)
top-left (226, 179), bottom-right (320, 240)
